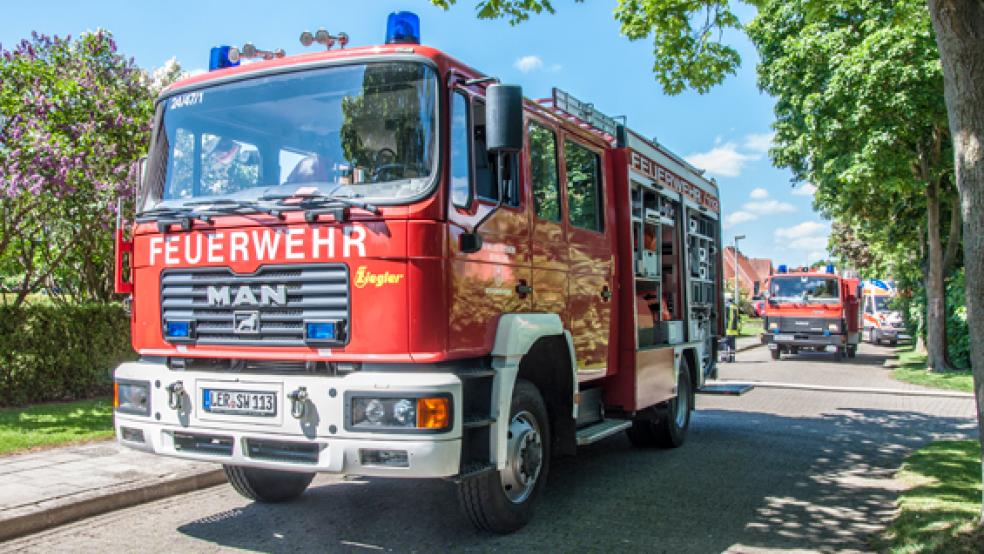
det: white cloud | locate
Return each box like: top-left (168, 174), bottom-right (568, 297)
top-left (724, 211), bottom-right (757, 229)
top-left (742, 199), bottom-right (796, 214)
top-left (513, 55), bottom-right (543, 73)
top-left (792, 183), bottom-right (818, 196)
top-left (743, 132), bottom-right (775, 154)
top-left (775, 221), bottom-right (830, 251)
top-left (749, 187), bottom-right (769, 200)
top-left (685, 143), bottom-right (757, 178)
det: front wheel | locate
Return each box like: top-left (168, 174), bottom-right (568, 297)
top-left (770, 348), bottom-right (781, 360)
top-left (223, 465), bottom-right (314, 503)
top-left (457, 379), bottom-right (550, 534)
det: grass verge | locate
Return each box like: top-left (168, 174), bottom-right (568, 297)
top-left (890, 346), bottom-right (974, 393)
top-left (0, 398), bottom-right (113, 456)
top-left (881, 440), bottom-right (983, 553)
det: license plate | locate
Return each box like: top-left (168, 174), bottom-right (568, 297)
top-left (774, 334), bottom-right (794, 342)
top-left (203, 389), bottom-right (276, 417)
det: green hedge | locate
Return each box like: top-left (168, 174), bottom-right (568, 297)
top-left (0, 304), bottom-right (134, 407)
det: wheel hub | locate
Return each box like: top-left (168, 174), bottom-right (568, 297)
top-left (501, 410), bottom-right (543, 504)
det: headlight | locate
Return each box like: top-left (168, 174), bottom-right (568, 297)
top-left (114, 380), bottom-right (150, 415)
top-left (768, 321), bottom-right (779, 330)
top-left (828, 323), bottom-right (840, 332)
top-left (348, 395), bottom-right (450, 432)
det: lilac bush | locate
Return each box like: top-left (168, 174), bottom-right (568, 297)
top-left (0, 31), bottom-right (156, 306)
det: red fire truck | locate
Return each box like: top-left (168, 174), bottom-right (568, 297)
top-left (113, 12), bottom-right (727, 533)
top-left (761, 265), bottom-right (862, 361)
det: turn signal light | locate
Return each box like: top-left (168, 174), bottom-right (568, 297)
top-left (417, 397), bottom-right (449, 429)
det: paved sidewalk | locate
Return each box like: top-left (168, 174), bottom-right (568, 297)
top-left (0, 440), bottom-right (224, 541)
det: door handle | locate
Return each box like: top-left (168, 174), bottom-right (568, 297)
top-left (516, 282), bottom-right (533, 297)
top-left (600, 287), bottom-right (612, 301)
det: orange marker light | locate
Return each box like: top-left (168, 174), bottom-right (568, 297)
top-left (416, 397), bottom-right (449, 430)
top-left (113, 382), bottom-right (119, 409)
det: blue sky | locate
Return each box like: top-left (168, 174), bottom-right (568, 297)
top-left (1, 0), bottom-right (829, 264)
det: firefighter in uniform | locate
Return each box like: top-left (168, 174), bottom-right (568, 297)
top-left (724, 293), bottom-right (741, 362)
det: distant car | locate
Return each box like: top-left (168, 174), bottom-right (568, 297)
top-left (753, 300), bottom-right (766, 317)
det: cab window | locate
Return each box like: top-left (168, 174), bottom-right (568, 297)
top-left (564, 140), bottom-right (603, 231)
top-left (450, 91), bottom-right (471, 207)
top-left (529, 122), bottom-right (560, 221)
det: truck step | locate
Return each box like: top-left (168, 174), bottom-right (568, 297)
top-left (463, 415), bottom-right (496, 428)
top-left (449, 462), bottom-right (496, 483)
top-left (575, 419), bottom-right (633, 446)
top-left (457, 368), bottom-right (496, 379)
top-left (696, 383), bottom-right (754, 396)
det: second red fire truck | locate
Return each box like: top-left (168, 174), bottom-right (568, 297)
top-left (113, 12), bottom-right (727, 533)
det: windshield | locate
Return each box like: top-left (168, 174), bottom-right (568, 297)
top-left (874, 296), bottom-right (894, 311)
top-left (769, 276), bottom-right (840, 303)
top-left (140, 62), bottom-right (438, 211)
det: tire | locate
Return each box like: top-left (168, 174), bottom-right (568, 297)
top-left (457, 379), bottom-right (550, 534)
top-left (889, 339), bottom-right (898, 347)
top-left (626, 364), bottom-right (692, 449)
top-left (770, 348), bottom-right (781, 360)
top-left (847, 345), bottom-right (857, 358)
top-left (223, 465), bottom-right (315, 503)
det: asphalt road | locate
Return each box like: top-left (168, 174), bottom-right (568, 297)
top-left (2, 343), bottom-right (977, 553)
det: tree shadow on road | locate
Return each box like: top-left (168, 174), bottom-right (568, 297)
top-left (177, 408), bottom-right (976, 553)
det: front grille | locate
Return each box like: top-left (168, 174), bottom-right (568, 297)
top-left (246, 439), bottom-right (320, 464)
top-left (776, 317), bottom-right (838, 334)
top-left (169, 357), bottom-right (361, 375)
top-left (172, 432), bottom-right (234, 456)
top-left (161, 264), bottom-right (349, 347)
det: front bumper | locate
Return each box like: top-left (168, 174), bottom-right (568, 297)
top-left (762, 333), bottom-right (846, 349)
top-left (114, 360), bottom-right (462, 478)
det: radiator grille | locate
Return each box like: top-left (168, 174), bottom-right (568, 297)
top-left (161, 264), bottom-right (349, 346)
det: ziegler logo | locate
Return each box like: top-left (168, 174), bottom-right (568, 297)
top-left (353, 266), bottom-right (404, 289)
top-left (206, 285), bottom-right (288, 307)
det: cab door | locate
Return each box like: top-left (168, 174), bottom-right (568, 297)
top-left (559, 136), bottom-right (613, 379)
top-left (526, 118), bottom-right (567, 315)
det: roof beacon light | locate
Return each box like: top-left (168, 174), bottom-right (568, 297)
top-left (238, 42), bottom-right (286, 61)
top-left (386, 11), bottom-right (420, 45)
top-left (777, 264), bottom-right (788, 274)
top-left (826, 264), bottom-right (835, 274)
top-left (300, 29), bottom-right (349, 50)
top-left (208, 45), bottom-right (240, 71)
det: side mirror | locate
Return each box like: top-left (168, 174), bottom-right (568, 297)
top-left (485, 84), bottom-right (524, 153)
top-left (459, 83), bottom-right (523, 254)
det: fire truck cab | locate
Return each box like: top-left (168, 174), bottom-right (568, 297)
top-left (761, 265), bottom-right (862, 361)
top-left (113, 13), bottom-right (725, 533)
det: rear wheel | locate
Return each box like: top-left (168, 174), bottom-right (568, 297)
top-left (847, 345), bottom-right (857, 358)
top-left (223, 465), bottom-right (314, 503)
top-left (457, 379), bottom-right (550, 534)
top-left (626, 364), bottom-right (692, 449)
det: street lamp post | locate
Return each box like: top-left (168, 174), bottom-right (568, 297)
top-left (733, 235), bottom-right (746, 305)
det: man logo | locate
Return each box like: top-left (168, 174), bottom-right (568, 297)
top-left (234, 311), bottom-right (260, 334)
top-left (206, 285), bottom-right (287, 307)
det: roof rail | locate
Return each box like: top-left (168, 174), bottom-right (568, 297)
top-left (536, 87), bottom-right (624, 143)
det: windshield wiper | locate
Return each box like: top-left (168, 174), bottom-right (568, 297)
top-left (260, 192), bottom-right (381, 222)
top-left (136, 206), bottom-right (214, 232)
top-left (184, 199), bottom-right (286, 220)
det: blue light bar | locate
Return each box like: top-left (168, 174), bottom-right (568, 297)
top-left (209, 45), bottom-right (240, 71)
top-left (305, 321), bottom-right (337, 341)
top-left (777, 264), bottom-right (788, 273)
top-left (166, 320), bottom-right (192, 338)
top-left (386, 11), bottom-right (420, 44)
top-left (826, 263), bottom-right (835, 274)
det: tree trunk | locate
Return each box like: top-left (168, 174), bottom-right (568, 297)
top-left (927, 0), bottom-right (984, 521)
top-left (942, 194), bottom-right (962, 275)
top-left (925, 177), bottom-right (952, 371)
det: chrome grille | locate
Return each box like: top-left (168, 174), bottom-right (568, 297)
top-left (161, 264), bottom-right (349, 346)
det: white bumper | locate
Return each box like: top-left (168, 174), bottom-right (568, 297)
top-left (114, 360), bottom-right (462, 478)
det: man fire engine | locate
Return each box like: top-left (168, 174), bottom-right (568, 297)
top-left (112, 12), bottom-right (729, 533)
top-left (761, 265), bottom-right (861, 361)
